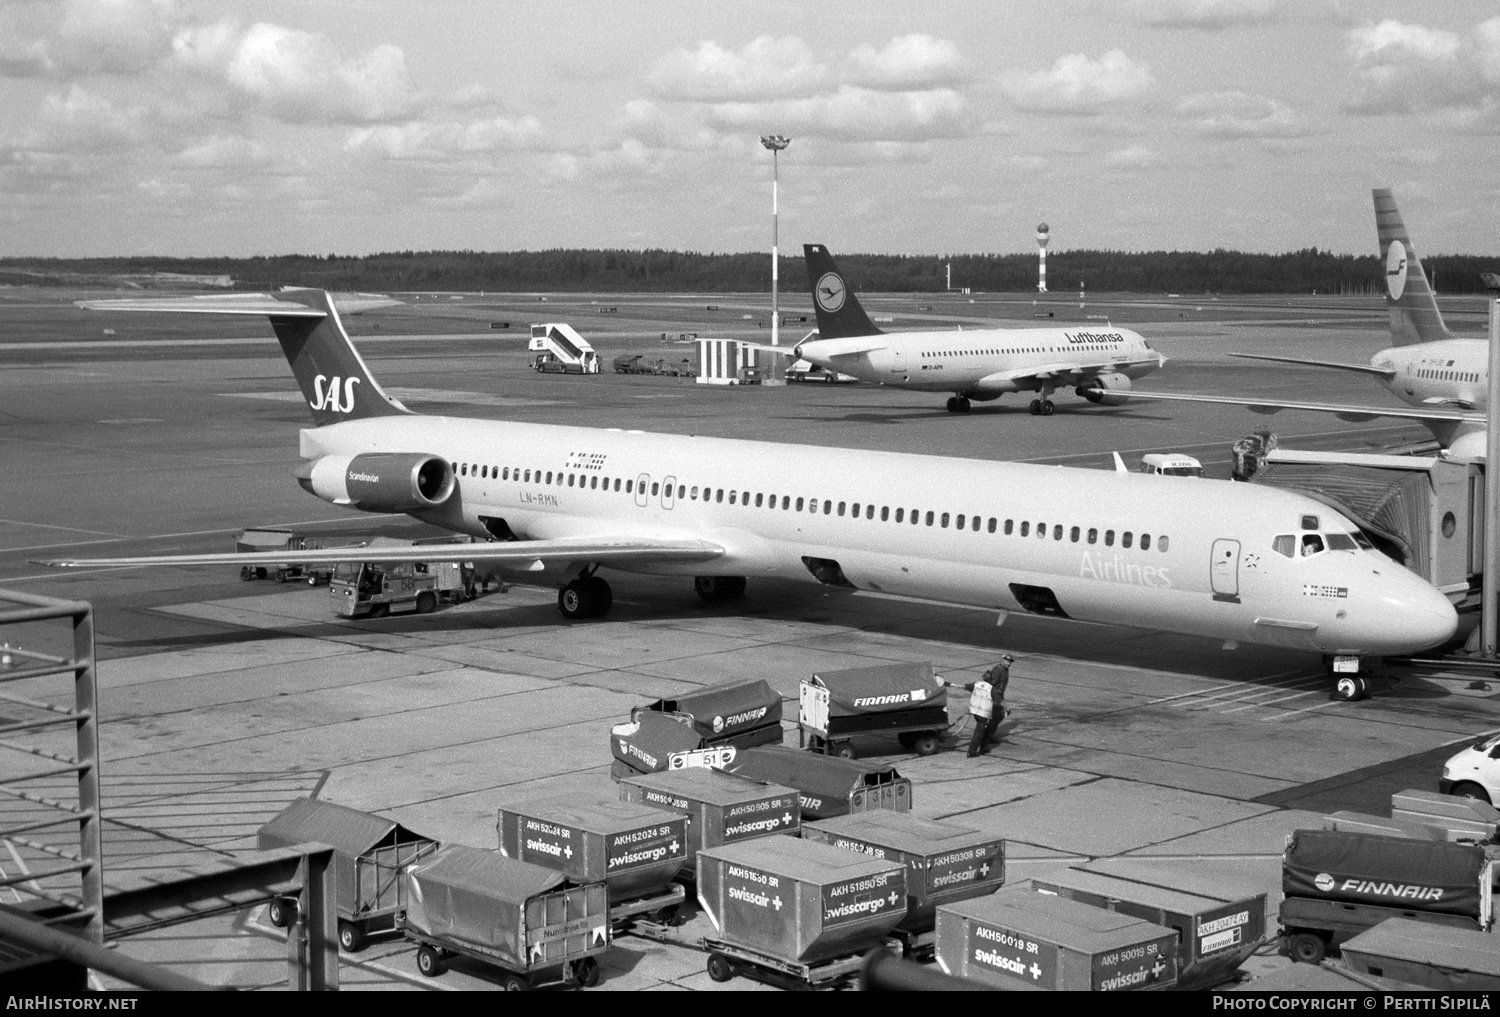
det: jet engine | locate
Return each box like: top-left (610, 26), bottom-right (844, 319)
top-left (1077, 372), bottom-right (1132, 406)
top-left (297, 453), bottom-right (456, 513)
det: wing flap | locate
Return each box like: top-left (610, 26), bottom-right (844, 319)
top-left (1227, 352), bottom-right (1396, 379)
top-left (39, 536), bottom-right (725, 571)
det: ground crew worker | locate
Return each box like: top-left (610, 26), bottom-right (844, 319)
top-left (946, 655), bottom-right (1014, 757)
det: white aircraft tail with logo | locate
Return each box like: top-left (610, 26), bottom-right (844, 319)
top-left (1374, 187), bottom-right (1454, 348)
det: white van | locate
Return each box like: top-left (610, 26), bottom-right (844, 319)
top-left (1441, 733), bottom-right (1500, 804)
top-left (1139, 453), bottom-right (1204, 478)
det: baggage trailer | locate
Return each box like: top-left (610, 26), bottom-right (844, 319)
top-left (257, 796), bottom-right (439, 952)
top-left (398, 845), bottom-right (610, 990)
top-left (802, 810), bottom-right (1004, 958)
top-left (497, 796), bottom-right (689, 926)
top-left (617, 767), bottom-right (800, 879)
top-left (610, 678), bottom-right (784, 779)
top-left (235, 527), bottom-right (358, 584)
top-left (798, 662), bottom-right (949, 758)
top-left (1338, 917), bottom-right (1500, 991)
top-left (1390, 788), bottom-right (1500, 843)
top-left (935, 883), bottom-right (1179, 991)
top-left (1279, 828), bottom-right (1496, 964)
top-left (728, 746), bottom-right (911, 820)
top-left (697, 835), bottom-right (907, 989)
top-left (1027, 868), bottom-right (1266, 988)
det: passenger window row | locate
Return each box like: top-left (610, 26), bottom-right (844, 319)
top-left (452, 461), bottom-right (1170, 552)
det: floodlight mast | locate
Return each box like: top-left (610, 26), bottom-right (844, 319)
top-left (1482, 272), bottom-right (1500, 656)
top-left (761, 135), bottom-right (791, 361)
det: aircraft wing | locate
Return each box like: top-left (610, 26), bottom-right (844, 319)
top-left (1127, 390), bottom-right (1486, 424)
top-left (76, 291), bottom-right (401, 316)
top-left (984, 360), bottom-right (1132, 384)
top-left (38, 536), bottom-right (725, 572)
top-left (1227, 352), bottom-right (1396, 379)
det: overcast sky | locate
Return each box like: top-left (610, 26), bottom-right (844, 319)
top-left (1, 0), bottom-right (1497, 258)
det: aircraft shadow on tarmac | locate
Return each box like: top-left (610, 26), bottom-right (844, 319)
top-left (782, 405), bottom-right (1176, 425)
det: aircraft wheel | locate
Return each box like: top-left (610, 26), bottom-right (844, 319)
top-left (1331, 675), bottom-right (1369, 702)
top-left (1450, 782), bottom-right (1492, 805)
top-left (1040, 399), bottom-right (1055, 416)
top-left (416, 945), bottom-right (445, 977)
top-left (945, 396), bottom-right (959, 413)
top-left (695, 576), bottom-right (746, 602)
top-left (1029, 399), bottom-right (1042, 415)
top-left (956, 397), bottom-right (971, 413)
top-left (1287, 932), bottom-right (1327, 965)
top-left (558, 580), bottom-right (592, 620)
top-left (583, 576), bottom-right (613, 617)
top-left (415, 592), bottom-right (437, 614)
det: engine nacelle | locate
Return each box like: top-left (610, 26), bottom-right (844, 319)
top-left (1078, 372), bottom-right (1132, 406)
top-left (297, 453), bottom-right (456, 513)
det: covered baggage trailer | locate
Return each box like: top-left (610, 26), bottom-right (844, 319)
top-left (609, 678), bottom-right (784, 780)
top-left (617, 768), bottom-right (800, 879)
top-left (497, 796), bottom-right (688, 924)
top-left (697, 835), bottom-right (907, 988)
top-left (728, 746), bottom-right (911, 820)
top-left (1390, 788), bottom-right (1500, 844)
top-left (235, 527), bottom-right (353, 584)
top-left (1338, 917), bottom-right (1500, 991)
top-left (1027, 868), bottom-right (1266, 989)
top-left (399, 845), bottom-right (610, 989)
top-left (256, 796), bottom-right (439, 952)
top-left (802, 810), bottom-right (1003, 957)
top-left (798, 662), bottom-right (948, 758)
top-left (935, 884), bottom-right (1179, 991)
top-left (1279, 828), bottom-right (1496, 964)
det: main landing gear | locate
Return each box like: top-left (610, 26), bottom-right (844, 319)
top-left (695, 576), bottom-right (746, 602)
top-left (1028, 398), bottom-right (1055, 416)
top-left (557, 568), bottom-right (613, 620)
top-left (945, 396), bottom-right (971, 414)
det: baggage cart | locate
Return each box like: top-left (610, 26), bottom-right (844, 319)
top-left (398, 844), bottom-right (610, 990)
top-left (617, 768), bottom-right (799, 878)
top-left (1278, 828), bottom-right (1496, 964)
top-left (497, 796), bottom-right (689, 924)
top-left (1027, 868), bottom-right (1266, 989)
top-left (802, 810), bottom-right (1004, 958)
top-left (728, 746), bottom-right (911, 820)
top-left (256, 797), bottom-right (439, 952)
top-left (1321, 810), bottom-right (1444, 841)
top-left (697, 835), bottom-right (907, 988)
top-left (1338, 917), bottom-right (1500, 991)
top-left (935, 883), bottom-right (1179, 991)
top-left (235, 527), bottom-right (356, 584)
top-left (610, 678), bottom-right (784, 779)
top-left (1391, 788), bottom-right (1500, 843)
top-left (798, 662), bottom-right (948, 758)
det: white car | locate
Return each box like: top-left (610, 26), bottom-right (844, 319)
top-left (1440, 733), bottom-right (1500, 804)
top-left (786, 359), bottom-right (858, 384)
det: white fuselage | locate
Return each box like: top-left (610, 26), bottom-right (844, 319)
top-left (794, 325), bottom-right (1161, 397)
top-left (1376, 338), bottom-right (1489, 411)
top-left (302, 415), bottom-right (1457, 658)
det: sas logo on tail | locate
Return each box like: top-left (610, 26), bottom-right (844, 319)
top-left (311, 375), bottom-right (359, 413)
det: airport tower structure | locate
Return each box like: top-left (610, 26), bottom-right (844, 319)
top-left (1036, 222), bottom-right (1050, 293)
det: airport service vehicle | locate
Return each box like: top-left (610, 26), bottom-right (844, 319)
top-left (1278, 828), bottom-right (1495, 964)
top-left (528, 323), bottom-right (599, 374)
top-left (786, 358), bottom-right (858, 384)
top-left (797, 662), bottom-right (948, 758)
top-left (257, 797), bottom-right (440, 953)
top-left (56, 287), bottom-right (1461, 694)
top-left (235, 527), bottom-right (356, 584)
top-left (1139, 454), bottom-right (1204, 478)
top-left (329, 559), bottom-right (466, 618)
top-left (1133, 189), bottom-right (1489, 460)
top-left (787, 245), bottom-right (1163, 415)
top-left (729, 746), bottom-right (912, 820)
top-left (398, 844), bottom-right (609, 989)
top-left (1440, 734), bottom-right (1500, 805)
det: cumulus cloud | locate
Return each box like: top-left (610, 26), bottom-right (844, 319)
top-left (1344, 17), bottom-right (1500, 123)
top-left (1121, 0), bottom-right (1281, 30)
top-left (646, 35), bottom-right (826, 102)
top-left (345, 115), bottom-right (545, 161)
top-left (999, 49), bottom-right (1154, 113)
top-left (706, 86), bottom-right (970, 143)
top-left (1177, 90), bottom-right (1308, 137)
top-left (170, 134), bottom-right (274, 169)
top-left (0, 0), bottom-right (185, 78)
top-left (844, 34), bottom-right (970, 91)
top-left (1105, 144), bottom-right (1163, 169)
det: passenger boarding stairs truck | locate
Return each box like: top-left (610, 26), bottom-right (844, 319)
top-left (529, 323), bottom-right (600, 374)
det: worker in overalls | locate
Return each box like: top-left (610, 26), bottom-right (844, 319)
top-left (947, 654), bottom-right (1014, 757)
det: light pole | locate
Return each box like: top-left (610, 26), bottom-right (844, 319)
top-left (760, 135), bottom-right (790, 373)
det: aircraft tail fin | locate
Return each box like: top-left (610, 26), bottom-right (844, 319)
top-left (803, 244), bottom-right (884, 339)
top-left (80, 289), bottom-right (410, 427)
top-left (1373, 188), bottom-right (1453, 347)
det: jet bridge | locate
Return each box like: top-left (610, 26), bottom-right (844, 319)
top-left (1251, 449), bottom-right (1481, 604)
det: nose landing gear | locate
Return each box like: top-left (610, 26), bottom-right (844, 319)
top-left (1327, 657), bottom-right (1372, 701)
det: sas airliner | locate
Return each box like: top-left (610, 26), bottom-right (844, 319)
top-left (1134, 189), bottom-right (1488, 458)
top-left (47, 287), bottom-right (1457, 699)
top-left (782, 244), bottom-right (1165, 415)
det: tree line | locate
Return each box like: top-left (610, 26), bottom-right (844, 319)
top-left (1, 246), bottom-right (1495, 295)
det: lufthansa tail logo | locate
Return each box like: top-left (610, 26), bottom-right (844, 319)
top-left (311, 375), bottom-right (359, 413)
top-left (816, 272), bottom-right (846, 313)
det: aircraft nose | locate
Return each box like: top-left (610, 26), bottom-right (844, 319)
top-left (1367, 569), bottom-right (1458, 654)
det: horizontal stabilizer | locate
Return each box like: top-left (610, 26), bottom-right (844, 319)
top-left (1129, 390), bottom-right (1485, 424)
top-left (1227, 352), bottom-right (1395, 379)
top-left (38, 535), bottom-right (725, 571)
top-left (76, 291), bottom-right (401, 316)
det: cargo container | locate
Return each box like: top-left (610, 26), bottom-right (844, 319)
top-left (1339, 917), bottom-right (1500, 991)
top-left (798, 662), bottom-right (949, 758)
top-left (697, 835), bottom-right (907, 987)
top-left (618, 768), bottom-right (799, 877)
top-left (1027, 868), bottom-right (1265, 988)
top-left (802, 811), bottom-right (1003, 952)
top-left (1321, 810), bottom-right (1444, 841)
top-left (398, 845), bottom-right (609, 990)
top-left (497, 796), bottom-right (688, 920)
top-left (257, 796), bottom-right (439, 952)
top-left (935, 886), bottom-right (1179, 991)
top-left (1391, 788), bottom-right (1500, 843)
top-left (1279, 828), bottom-right (1496, 964)
top-left (728, 746), bottom-right (911, 819)
top-left (610, 678), bottom-right (784, 779)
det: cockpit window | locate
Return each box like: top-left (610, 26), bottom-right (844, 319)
top-left (1300, 515), bottom-right (1319, 530)
top-left (1300, 534), bottom-right (1325, 557)
top-left (1350, 531), bottom-right (1374, 549)
top-left (1324, 533), bottom-right (1358, 551)
top-left (1273, 535), bottom-right (1295, 558)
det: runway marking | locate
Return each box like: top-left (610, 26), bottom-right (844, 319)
top-left (0, 518), bottom-right (126, 539)
top-left (1145, 669), bottom-right (1302, 706)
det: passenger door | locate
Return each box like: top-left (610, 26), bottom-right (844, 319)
top-left (635, 474), bottom-right (650, 508)
top-left (1210, 538), bottom-right (1241, 602)
top-left (661, 476), bottom-right (677, 510)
